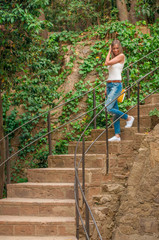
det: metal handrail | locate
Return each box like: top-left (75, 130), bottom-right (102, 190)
top-left (0, 47), bottom-right (158, 143)
top-left (77, 68), bottom-right (158, 162)
top-left (74, 191), bottom-right (89, 239)
top-left (0, 85), bottom-right (101, 142)
top-left (0, 101), bottom-right (104, 168)
top-left (74, 169), bottom-right (103, 239)
top-left (2, 60), bottom-right (154, 168)
top-left (0, 48), bottom-right (158, 237)
top-left (0, 49), bottom-right (158, 169)
top-left (74, 67), bottom-right (158, 239)
top-left (82, 87), bottom-right (159, 167)
top-left (75, 67), bottom-right (159, 168)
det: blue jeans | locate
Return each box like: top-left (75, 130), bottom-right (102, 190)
top-left (105, 82), bottom-right (128, 135)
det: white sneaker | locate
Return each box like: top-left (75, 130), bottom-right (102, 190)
top-left (125, 116), bottom-right (134, 128)
top-left (108, 136), bottom-right (121, 142)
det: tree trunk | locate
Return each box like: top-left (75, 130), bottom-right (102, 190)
top-left (0, 81), bottom-right (5, 199)
top-left (116, 0), bottom-right (129, 21)
top-left (129, 0), bottom-right (138, 24)
top-left (155, 0), bottom-right (159, 21)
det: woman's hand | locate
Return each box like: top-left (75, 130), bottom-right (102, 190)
top-left (105, 45), bottom-right (112, 66)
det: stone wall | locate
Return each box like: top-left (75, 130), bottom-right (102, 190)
top-left (112, 124), bottom-right (159, 240)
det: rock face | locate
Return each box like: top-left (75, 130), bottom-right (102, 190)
top-left (112, 124), bottom-right (159, 240)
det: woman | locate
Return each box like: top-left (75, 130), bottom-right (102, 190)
top-left (105, 40), bottom-right (134, 142)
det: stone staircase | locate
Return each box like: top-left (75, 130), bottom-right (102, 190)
top-left (0, 94), bottom-right (159, 240)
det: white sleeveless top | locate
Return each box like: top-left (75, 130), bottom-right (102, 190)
top-left (107, 61), bottom-right (125, 81)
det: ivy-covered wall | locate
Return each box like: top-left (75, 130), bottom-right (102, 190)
top-left (3, 20), bottom-right (159, 184)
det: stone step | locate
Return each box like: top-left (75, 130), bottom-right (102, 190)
top-left (120, 115), bottom-right (151, 128)
top-left (68, 140), bottom-right (134, 154)
top-left (27, 168), bottom-right (75, 183)
top-left (7, 183), bottom-right (74, 199)
top-left (144, 93), bottom-right (159, 104)
top-left (0, 198), bottom-right (75, 217)
top-left (0, 237), bottom-right (77, 240)
top-left (128, 103), bottom-right (159, 116)
top-left (46, 155), bottom-right (137, 186)
top-left (27, 168), bottom-right (102, 185)
top-left (95, 114), bottom-right (151, 129)
top-left (48, 154), bottom-right (106, 168)
top-left (91, 127), bottom-right (145, 141)
top-left (0, 215), bottom-right (75, 236)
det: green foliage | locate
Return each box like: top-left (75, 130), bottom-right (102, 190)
top-left (3, 109), bottom-right (19, 134)
top-left (45, 0), bottom-right (99, 31)
top-left (56, 21), bottom-right (159, 154)
top-left (3, 19), bottom-right (159, 185)
top-left (0, 0), bottom-right (51, 89)
top-left (1, 1), bottom-right (68, 183)
top-left (56, 31), bottom-right (81, 45)
top-left (30, 147), bottom-right (49, 168)
top-left (45, 0), bottom-right (158, 32)
top-left (149, 108), bottom-right (159, 117)
top-left (110, 8), bottom-right (119, 21)
top-left (2, 27), bottom-right (78, 183)
top-left (135, 0), bottom-right (158, 23)
top-left (54, 140), bottom-right (68, 155)
top-left (78, 21), bottom-right (159, 89)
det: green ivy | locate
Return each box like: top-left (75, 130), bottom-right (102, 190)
top-left (149, 108), bottom-right (159, 117)
top-left (4, 20), bottom-right (159, 184)
top-left (54, 21), bottom-right (159, 156)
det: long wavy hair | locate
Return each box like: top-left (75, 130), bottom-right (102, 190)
top-left (111, 40), bottom-right (123, 58)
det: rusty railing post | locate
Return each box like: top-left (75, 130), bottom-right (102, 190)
top-left (47, 111), bottom-right (52, 155)
top-left (6, 136), bottom-right (10, 184)
top-left (105, 107), bottom-right (109, 174)
top-left (82, 136), bottom-right (85, 203)
top-left (137, 82), bottom-right (140, 133)
top-left (75, 169), bottom-right (79, 239)
top-left (85, 203), bottom-right (90, 239)
top-left (93, 89), bottom-right (96, 129)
